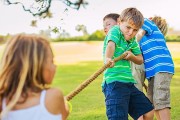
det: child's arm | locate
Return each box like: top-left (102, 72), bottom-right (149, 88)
top-left (46, 88), bottom-right (69, 120)
top-left (124, 51), bottom-right (143, 65)
top-left (105, 41), bottom-right (115, 67)
top-left (136, 29), bottom-right (146, 42)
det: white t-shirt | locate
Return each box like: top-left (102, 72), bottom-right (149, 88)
top-left (2, 90), bottom-right (62, 120)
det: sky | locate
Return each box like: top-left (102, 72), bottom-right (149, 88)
top-left (0, 0), bottom-right (179, 37)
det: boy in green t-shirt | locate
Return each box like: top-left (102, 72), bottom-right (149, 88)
top-left (102, 8), bottom-right (154, 120)
top-left (103, 13), bottom-right (147, 93)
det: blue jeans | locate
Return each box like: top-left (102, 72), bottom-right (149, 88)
top-left (102, 81), bottom-right (153, 120)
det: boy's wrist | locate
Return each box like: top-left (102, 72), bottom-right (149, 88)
top-left (105, 57), bottom-right (112, 64)
top-left (105, 57), bottom-right (115, 68)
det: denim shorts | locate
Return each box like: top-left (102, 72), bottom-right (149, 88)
top-left (102, 81), bottom-right (153, 120)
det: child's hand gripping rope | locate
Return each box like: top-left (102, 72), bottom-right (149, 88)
top-left (66, 52), bottom-right (128, 101)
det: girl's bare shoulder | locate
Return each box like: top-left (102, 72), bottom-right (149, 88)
top-left (45, 88), bottom-right (65, 114)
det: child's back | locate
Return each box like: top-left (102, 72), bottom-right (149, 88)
top-left (139, 18), bottom-right (174, 78)
top-left (2, 89), bottom-right (62, 120)
top-left (136, 16), bottom-right (174, 120)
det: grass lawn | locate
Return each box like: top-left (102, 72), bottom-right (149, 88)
top-left (53, 61), bottom-right (107, 120)
top-left (51, 42), bottom-right (180, 120)
top-left (0, 42), bottom-right (179, 119)
top-left (53, 58), bottom-right (180, 120)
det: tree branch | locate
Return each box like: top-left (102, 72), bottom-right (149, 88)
top-left (5, 0), bottom-right (88, 16)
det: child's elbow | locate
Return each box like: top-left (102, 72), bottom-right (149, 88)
top-left (135, 54), bottom-right (144, 65)
top-left (139, 58), bottom-right (144, 65)
top-left (135, 57), bottom-right (143, 65)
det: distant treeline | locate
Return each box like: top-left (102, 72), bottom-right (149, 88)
top-left (165, 35), bottom-right (180, 42)
top-left (51, 30), bottom-right (105, 42)
top-left (51, 30), bottom-right (180, 42)
top-left (0, 31), bottom-right (180, 44)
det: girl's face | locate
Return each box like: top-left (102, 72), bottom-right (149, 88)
top-left (103, 18), bottom-right (117, 34)
top-left (119, 20), bottom-right (139, 41)
top-left (43, 48), bottom-right (56, 84)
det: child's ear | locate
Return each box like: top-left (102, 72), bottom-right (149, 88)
top-left (117, 17), bottom-right (121, 25)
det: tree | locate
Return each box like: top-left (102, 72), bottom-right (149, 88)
top-left (4, 0), bottom-right (88, 17)
top-left (39, 29), bottom-right (51, 38)
top-left (4, 0), bottom-right (89, 34)
top-left (59, 29), bottom-right (70, 38)
top-left (75, 24), bottom-right (88, 36)
top-left (88, 30), bottom-right (105, 40)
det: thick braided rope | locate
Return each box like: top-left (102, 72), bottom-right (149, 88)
top-left (66, 53), bottom-right (127, 101)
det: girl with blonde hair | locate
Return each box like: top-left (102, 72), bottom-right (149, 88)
top-left (0, 34), bottom-right (69, 120)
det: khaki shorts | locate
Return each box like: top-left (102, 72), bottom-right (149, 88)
top-left (131, 62), bottom-right (145, 92)
top-left (147, 72), bottom-right (173, 110)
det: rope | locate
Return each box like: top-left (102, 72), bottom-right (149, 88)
top-left (66, 53), bottom-right (127, 101)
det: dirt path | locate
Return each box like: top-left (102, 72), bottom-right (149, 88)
top-left (51, 41), bottom-right (103, 65)
top-left (51, 41), bottom-right (180, 65)
top-left (0, 41), bottom-right (179, 65)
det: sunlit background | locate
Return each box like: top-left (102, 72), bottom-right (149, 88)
top-left (0, 0), bottom-right (180, 37)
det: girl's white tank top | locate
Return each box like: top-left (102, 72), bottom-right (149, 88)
top-left (2, 90), bottom-right (62, 120)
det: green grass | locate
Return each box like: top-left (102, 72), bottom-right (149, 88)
top-left (0, 42), bottom-right (179, 119)
top-left (170, 58), bottom-right (180, 120)
top-left (52, 58), bottom-right (180, 120)
top-left (53, 61), bottom-right (107, 120)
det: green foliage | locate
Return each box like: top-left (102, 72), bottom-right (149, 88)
top-left (51, 35), bottom-right (89, 42)
top-left (166, 35), bottom-right (180, 42)
top-left (88, 30), bottom-right (105, 41)
top-left (1, 31), bottom-right (180, 42)
top-left (75, 24), bottom-right (88, 35)
top-left (51, 30), bottom-right (105, 42)
top-left (51, 32), bottom-right (180, 42)
top-left (0, 34), bottom-right (11, 45)
top-left (0, 36), bottom-right (4, 43)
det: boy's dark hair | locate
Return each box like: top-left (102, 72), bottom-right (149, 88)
top-left (103, 13), bottom-right (120, 22)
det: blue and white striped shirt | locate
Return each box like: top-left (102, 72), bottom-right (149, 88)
top-left (139, 18), bottom-right (174, 79)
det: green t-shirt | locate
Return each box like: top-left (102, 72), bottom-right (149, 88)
top-left (102, 25), bottom-right (141, 86)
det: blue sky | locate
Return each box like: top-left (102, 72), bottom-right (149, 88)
top-left (0, 0), bottom-right (179, 36)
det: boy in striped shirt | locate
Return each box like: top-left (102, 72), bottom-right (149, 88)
top-left (136, 16), bottom-right (174, 120)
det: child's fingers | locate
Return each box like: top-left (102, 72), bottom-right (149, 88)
top-left (107, 60), bottom-right (114, 68)
top-left (123, 51), bottom-right (131, 60)
top-left (124, 54), bottom-right (130, 60)
top-left (105, 58), bottom-right (115, 67)
top-left (109, 61), bottom-right (114, 67)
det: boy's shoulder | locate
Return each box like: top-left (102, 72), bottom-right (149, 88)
top-left (111, 25), bottom-right (120, 30)
top-left (108, 25), bottom-right (119, 31)
top-left (144, 18), bottom-right (157, 28)
top-left (108, 25), bottom-right (122, 35)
